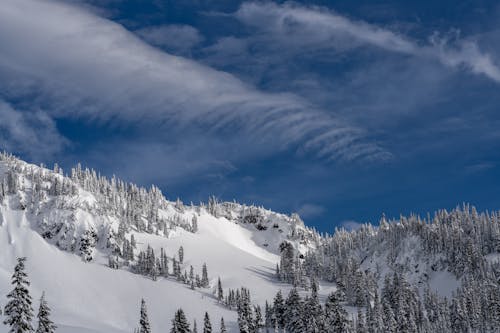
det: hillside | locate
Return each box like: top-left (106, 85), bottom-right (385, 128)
top-left (0, 152), bottom-right (499, 332)
top-left (0, 153), bottom-right (327, 332)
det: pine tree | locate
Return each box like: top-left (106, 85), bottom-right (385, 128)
top-left (3, 257), bottom-right (34, 333)
top-left (139, 299), bottom-right (151, 333)
top-left (201, 263), bottom-right (209, 288)
top-left (324, 291), bottom-right (348, 333)
top-left (220, 318), bottom-right (227, 333)
top-left (254, 305), bottom-right (263, 331)
top-left (171, 309), bottom-right (190, 333)
top-left (203, 312), bottom-right (212, 333)
top-left (273, 290), bottom-right (285, 330)
top-left (305, 280), bottom-right (324, 332)
top-left (284, 287), bottom-right (304, 333)
top-left (35, 292), bottom-right (56, 333)
top-left (178, 246), bottom-right (184, 264)
top-left (237, 288), bottom-right (254, 333)
top-left (217, 278), bottom-right (223, 302)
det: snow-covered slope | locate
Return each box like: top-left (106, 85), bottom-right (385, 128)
top-left (0, 154), bottom-right (328, 332)
top-left (0, 153), bottom-right (498, 332)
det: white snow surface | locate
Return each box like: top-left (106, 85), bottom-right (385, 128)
top-left (0, 157), bottom-right (329, 332)
top-left (0, 198), bottom-right (304, 333)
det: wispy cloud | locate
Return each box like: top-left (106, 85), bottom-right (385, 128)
top-left (0, 100), bottom-right (67, 159)
top-left (341, 220), bottom-right (364, 231)
top-left (234, 2), bottom-right (500, 82)
top-left (135, 25), bottom-right (203, 54)
top-left (0, 0), bottom-right (388, 163)
top-left (296, 203), bottom-right (325, 219)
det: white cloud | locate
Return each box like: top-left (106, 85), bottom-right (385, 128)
top-left (0, 100), bottom-right (67, 159)
top-left (235, 2), bottom-right (500, 82)
top-left (135, 25), bottom-right (203, 53)
top-left (341, 220), bottom-right (363, 231)
top-left (0, 0), bottom-right (388, 163)
top-left (297, 203), bottom-right (325, 219)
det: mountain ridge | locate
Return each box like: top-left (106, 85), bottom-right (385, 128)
top-left (0, 152), bottom-right (499, 332)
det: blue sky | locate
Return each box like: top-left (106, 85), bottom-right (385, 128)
top-left (1, 0), bottom-right (500, 232)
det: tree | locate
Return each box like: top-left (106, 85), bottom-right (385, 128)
top-left (220, 318), bottom-right (227, 333)
top-left (193, 319), bottom-right (198, 333)
top-left (191, 215), bottom-right (198, 233)
top-left (254, 305), bottom-right (263, 331)
top-left (217, 278), bottom-right (224, 302)
top-left (36, 292), bottom-right (56, 333)
top-left (178, 246), bottom-right (184, 264)
top-left (304, 281), bottom-right (324, 332)
top-left (284, 287), bottom-right (304, 333)
top-left (324, 291), bottom-right (348, 333)
top-left (3, 257), bottom-right (34, 333)
top-left (273, 290), bottom-right (285, 330)
top-left (139, 299), bottom-right (151, 333)
top-left (203, 312), bottom-right (212, 333)
top-left (201, 263), bottom-right (209, 288)
top-left (171, 309), bottom-right (191, 333)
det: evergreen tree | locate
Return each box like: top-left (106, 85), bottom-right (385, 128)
top-left (220, 318), bottom-right (227, 333)
top-left (324, 291), bottom-right (348, 333)
top-left (217, 278), bottom-right (223, 302)
top-left (254, 305), bottom-right (263, 332)
top-left (201, 263), bottom-right (209, 288)
top-left (35, 292), bottom-right (56, 333)
top-left (138, 299), bottom-right (151, 333)
top-left (273, 290), bottom-right (285, 330)
top-left (3, 257), bottom-right (34, 333)
top-left (304, 280), bottom-right (324, 332)
top-left (203, 312), bottom-right (212, 333)
top-left (284, 287), bottom-right (304, 333)
top-left (171, 309), bottom-right (191, 333)
top-left (178, 246), bottom-right (184, 264)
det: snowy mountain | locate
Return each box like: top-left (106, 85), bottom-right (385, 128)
top-left (0, 153), bottom-right (326, 333)
top-left (0, 152), bottom-right (499, 332)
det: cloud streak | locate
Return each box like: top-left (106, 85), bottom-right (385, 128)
top-left (0, 0), bottom-right (389, 163)
top-left (135, 25), bottom-right (203, 54)
top-left (235, 2), bottom-right (500, 82)
top-left (0, 100), bottom-right (67, 159)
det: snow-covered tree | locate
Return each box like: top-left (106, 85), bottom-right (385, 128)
top-left (171, 309), bottom-right (190, 333)
top-left (138, 299), bottom-right (151, 333)
top-left (3, 257), bottom-right (34, 333)
top-left (35, 292), bottom-right (56, 333)
top-left (220, 318), bottom-right (227, 333)
top-left (203, 312), bottom-right (212, 333)
top-left (201, 263), bottom-right (209, 288)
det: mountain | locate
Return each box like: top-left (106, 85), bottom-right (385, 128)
top-left (0, 152), bottom-right (499, 332)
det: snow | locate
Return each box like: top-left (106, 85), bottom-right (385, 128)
top-left (0, 194), bottom-right (330, 332)
top-left (0, 204), bottom-right (235, 332)
top-left (0, 154), bottom-right (473, 332)
top-left (428, 270), bottom-right (460, 299)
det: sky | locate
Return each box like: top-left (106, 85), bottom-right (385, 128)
top-left (1, 0), bottom-right (500, 233)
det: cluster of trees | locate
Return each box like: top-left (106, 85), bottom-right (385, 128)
top-left (2, 258), bottom-right (57, 333)
top-left (274, 205), bottom-right (500, 331)
top-left (136, 299), bottom-right (227, 333)
top-left (0, 153), bottom-right (198, 257)
top-left (109, 241), bottom-right (210, 289)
